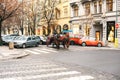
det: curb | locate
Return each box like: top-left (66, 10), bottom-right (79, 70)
top-left (0, 52), bottom-right (30, 60)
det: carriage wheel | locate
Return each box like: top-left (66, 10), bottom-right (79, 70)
top-left (52, 43), bottom-right (55, 47)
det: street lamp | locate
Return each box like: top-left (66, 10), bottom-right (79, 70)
top-left (114, 0), bottom-right (119, 48)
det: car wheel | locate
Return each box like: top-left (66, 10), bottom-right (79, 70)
top-left (52, 43), bottom-right (55, 47)
top-left (39, 41), bottom-right (43, 45)
top-left (70, 41), bottom-right (75, 45)
top-left (35, 44), bottom-right (38, 47)
top-left (22, 44), bottom-right (26, 48)
top-left (97, 43), bottom-right (102, 47)
top-left (82, 42), bottom-right (86, 46)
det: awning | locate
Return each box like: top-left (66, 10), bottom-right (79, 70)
top-left (62, 30), bottom-right (73, 33)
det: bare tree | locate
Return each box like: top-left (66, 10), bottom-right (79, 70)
top-left (0, 0), bottom-right (21, 44)
top-left (42, 0), bottom-right (58, 35)
top-left (2, 17), bottom-right (16, 34)
top-left (23, 0), bottom-right (42, 35)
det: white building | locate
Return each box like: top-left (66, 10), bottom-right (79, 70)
top-left (70, 0), bottom-right (120, 44)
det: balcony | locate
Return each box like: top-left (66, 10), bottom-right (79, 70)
top-left (81, 0), bottom-right (92, 4)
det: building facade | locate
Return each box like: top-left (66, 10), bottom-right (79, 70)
top-left (70, 0), bottom-right (120, 44)
top-left (37, 0), bottom-right (71, 36)
top-left (54, 0), bottom-right (71, 34)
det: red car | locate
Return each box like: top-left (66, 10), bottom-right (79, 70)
top-left (79, 36), bottom-right (104, 47)
top-left (70, 37), bottom-right (81, 45)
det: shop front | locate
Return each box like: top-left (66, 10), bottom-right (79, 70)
top-left (107, 21), bottom-right (115, 42)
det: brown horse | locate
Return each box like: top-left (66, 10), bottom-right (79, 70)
top-left (60, 33), bottom-right (70, 48)
top-left (46, 34), bottom-right (70, 49)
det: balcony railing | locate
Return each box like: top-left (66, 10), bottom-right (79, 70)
top-left (81, 0), bottom-right (92, 4)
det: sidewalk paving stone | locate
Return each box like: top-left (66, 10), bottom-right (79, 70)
top-left (0, 46), bottom-right (30, 60)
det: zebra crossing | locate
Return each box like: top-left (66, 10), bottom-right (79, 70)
top-left (24, 45), bottom-right (119, 55)
top-left (24, 48), bottom-right (58, 55)
top-left (0, 59), bottom-right (95, 80)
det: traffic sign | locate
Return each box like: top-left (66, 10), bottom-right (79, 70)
top-left (115, 23), bottom-right (119, 29)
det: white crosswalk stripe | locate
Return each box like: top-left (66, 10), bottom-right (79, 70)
top-left (25, 48), bottom-right (58, 54)
top-left (69, 46), bottom-right (119, 51)
top-left (0, 58), bottom-right (95, 80)
top-left (58, 75), bottom-right (94, 80)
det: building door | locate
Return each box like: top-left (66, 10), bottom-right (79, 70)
top-left (95, 31), bottom-right (100, 41)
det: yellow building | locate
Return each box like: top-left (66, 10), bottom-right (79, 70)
top-left (54, 0), bottom-right (71, 34)
top-left (36, 0), bottom-right (71, 36)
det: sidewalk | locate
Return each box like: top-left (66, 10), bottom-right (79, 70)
top-left (0, 46), bottom-right (30, 60)
top-left (107, 43), bottom-right (120, 49)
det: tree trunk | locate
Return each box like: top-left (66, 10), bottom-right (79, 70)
top-left (47, 23), bottom-right (51, 36)
top-left (32, 17), bottom-right (36, 35)
top-left (21, 20), bottom-right (24, 35)
top-left (21, 27), bottom-right (24, 35)
top-left (0, 21), bottom-right (3, 45)
top-left (28, 25), bottom-right (30, 35)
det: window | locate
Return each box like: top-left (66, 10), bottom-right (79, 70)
top-left (84, 24), bottom-right (90, 36)
top-left (99, 0), bottom-right (102, 13)
top-left (59, 0), bottom-right (61, 3)
top-left (94, 1), bottom-right (97, 14)
top-left (56, 25), bottom-right (61, 34)
top-left (32, 37), bottom-right (35, 40)
top-left (55, 8), bottom-right (60, 19)
top-left (85, 3), bottom-right (90, 15)
top-left (27, 37), bottom-right (31, 41)
top-left (73, 6), bottom-right (79, 17)
top-left (63, 6), bottom-right (68, 16)
top-left (106, 0), bottom-right (113, 12)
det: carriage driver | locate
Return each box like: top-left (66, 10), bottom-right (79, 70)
top-left (53, 30), bottom-right (61, 39)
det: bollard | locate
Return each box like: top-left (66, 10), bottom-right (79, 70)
top-left (9, 42), bottom-right (14, 49)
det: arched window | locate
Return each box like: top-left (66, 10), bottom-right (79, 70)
top-left (63, 24), bottom-right (68, 30)
top-left (42, 26), bottom-right (46, 35)
top-left (56, 25), bottom-right (61, 34)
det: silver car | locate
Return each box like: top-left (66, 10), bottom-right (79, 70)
top-left (14, 36), bottom-right (38, 48)
top-left (2, 35), bottom-right (17, 45)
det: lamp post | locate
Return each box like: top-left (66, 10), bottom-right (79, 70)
top-left (114, 0), bottom-right (119, 48)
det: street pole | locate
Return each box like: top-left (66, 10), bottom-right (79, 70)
top-left (114, 0), bottom-right (119, 48)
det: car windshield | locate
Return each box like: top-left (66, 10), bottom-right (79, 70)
top-left (4, 36), bottom-right (15, 39)
top-left (89, 37), bottom-right (95, 40)
top-left (82, 36), bottom-right (88, 40)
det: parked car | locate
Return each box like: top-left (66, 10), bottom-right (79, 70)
top-left (2, 34), bottom-right (19, 45)
top-left (39, 36), bottom-right (47, 45)
top-left (32, 36), bottom-right (42, 45)
top-left (79, 36), bottom-right (104, 47)
top-left (14, 36), bottom-right (38, 48)
top-left (70, 37), bottom-right (81, 45)
top-left (2, 35), bottom-right (17, 45)
top-left (69, 34), bottom-right (83, 45)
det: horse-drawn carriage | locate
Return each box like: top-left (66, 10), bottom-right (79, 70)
top-left (46, 30), bottom-right (72, 49)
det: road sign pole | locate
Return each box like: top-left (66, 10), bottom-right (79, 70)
top-left (114, 0), bottom-right (119, 48)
